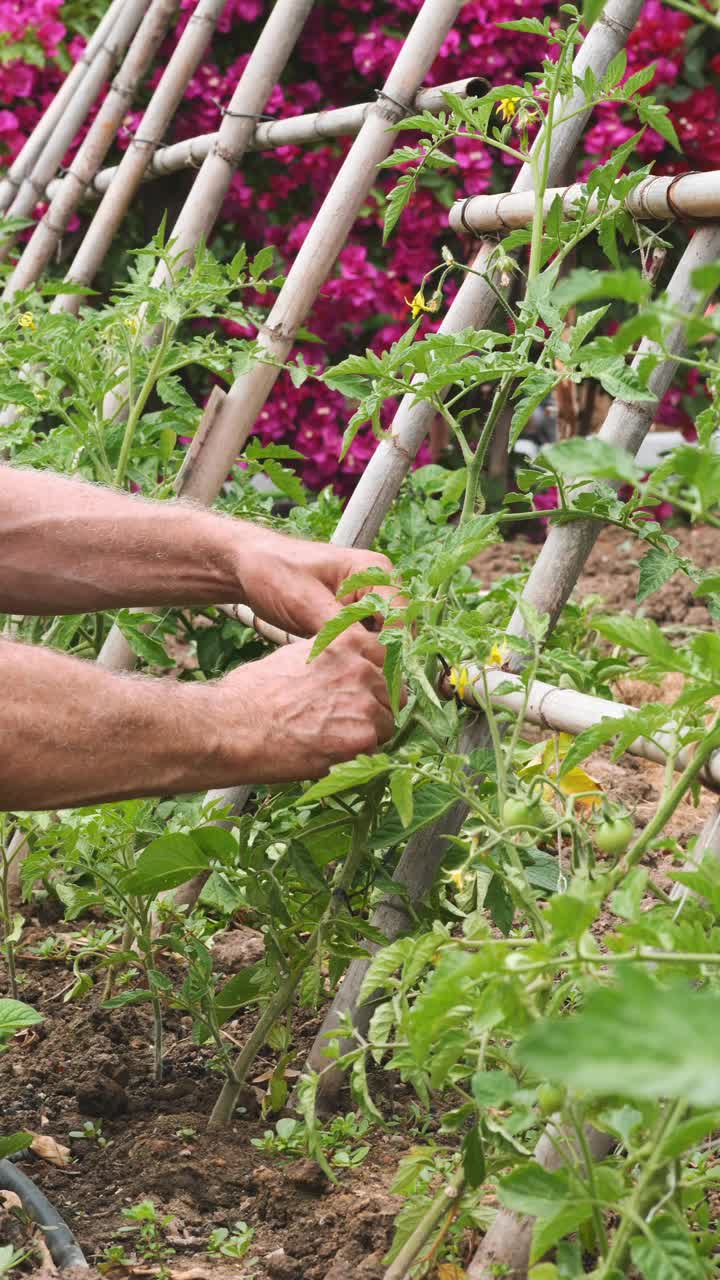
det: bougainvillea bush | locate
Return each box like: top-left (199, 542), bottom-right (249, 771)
top-left (0, 0), bottom-right (714, 491)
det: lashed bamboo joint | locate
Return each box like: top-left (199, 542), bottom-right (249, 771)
top-left (44, 78), bottom-right (486, 201)
top-left (450, 170), bottom-right (719, 236)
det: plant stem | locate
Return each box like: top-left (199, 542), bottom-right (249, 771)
top-left (570, 1103), bottom-right (609, 1258)
top-left (594, 1100), bottom-right (686, 1279)
top-left (114, 324), bottom-right (169, 488)
top-left (382, 1165), bottom-right (465, 1280)
top-left (208, 794), bottom-right (376, 1129)
top-left (609, 716), bottom-right (720, 891)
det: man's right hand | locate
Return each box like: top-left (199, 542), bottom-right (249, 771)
top-left (213, 625), bottom-right (396, 783)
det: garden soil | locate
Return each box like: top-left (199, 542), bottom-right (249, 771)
top-left (2, 523), bottom-right (719, 1280)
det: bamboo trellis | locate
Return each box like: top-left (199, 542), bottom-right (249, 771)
top-left (0, 0), bottom-right (152, 264)
top-left (44, 78), bottom-right (485, 201)
top-left (4, 0), bottom-right (720, 1270)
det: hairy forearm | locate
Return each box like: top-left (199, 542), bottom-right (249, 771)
top-left (0, 465), bottom-right (252, 615)
top-left (0, 637), bottom-right (249, 810)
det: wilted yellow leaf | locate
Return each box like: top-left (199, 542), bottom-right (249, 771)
top-left (437, 1265), bottom-right (468, 1280)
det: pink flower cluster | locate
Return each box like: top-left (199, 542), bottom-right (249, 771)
top-left (1, 0), bottom-right (715, 495)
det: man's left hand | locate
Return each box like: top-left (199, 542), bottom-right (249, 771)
top-left (236, 525), bottom-right (401, 637)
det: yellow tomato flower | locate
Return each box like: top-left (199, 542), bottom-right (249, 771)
top-left (488, 643), bottom-right (507, 667)
top-left (405, 289), bottom-right (441, 320)
top-left (18, 312), bottom-right (35, 330)
top-left (449, 868), bottom-right (465, 890)
top-left (497, 97), bottom-right (519, 122)
top-left (449, 665), bottom-right (470, 700)
top-left (123, 315), bottom-right (139, 333)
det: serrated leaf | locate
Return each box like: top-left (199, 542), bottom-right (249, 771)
top-left (530, 1202), bottom-right (593, 1265)
top-left (630, 1214), bottom-right (703, 1280)
top-left (558, 704), bottom-right (673, 777)
top-left (383, 173), bottom-right (415, 243)
top-left (369, 782), bottom-right (456, 849)
top-left (123, 833), bottom-right (210, 897)
top-left (357, 937), bottom-right (414, 1006)
top-left (428, 515), bottom-right (500, 587)
top-left (250, 246), bottom-right (274, 277)
top-left (540, 436), bottom-right (639, 485)
top-left (298, 754), bottom-right (394, 805)
top-left (383, 633), bottom-right (404, 719)
top-left (337, 566), bottom-right (392, 597)
top-left (637, 548), bottom-right (681, 603)
top-left (518, 968), bottom-right (720, 1106)
top-left (309, 600), bottom-right (379, 659)
top-left (390, 771), bottom-right (414, 828)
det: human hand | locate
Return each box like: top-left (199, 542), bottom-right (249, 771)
top-left (213, 624), bottom-right (395, 783)
top-left (235, 525), bottom-right (401, 637)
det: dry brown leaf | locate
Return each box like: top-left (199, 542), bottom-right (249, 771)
top-left (30, 1133), bottom-right (71, 1167)
top-left (0, 1189), bottom-right (22, 1211)
top-left (437, 1266), bottom-right (468, 1280)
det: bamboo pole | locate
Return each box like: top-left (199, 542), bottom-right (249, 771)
top-left (45, 78), bottom-right (486, 200)
top-left (46, 0), bottom-right (228, 314)
top-left (0, 0), bottom-right (152, 264)
top-left (305, 0), bottom-right (648, 1106)
top-left (4, 0), bottom-right (182, 300)
top-left (148, 0), bottom-right (466, 500)
top-left (0, 0), bottom-right (128, 214)
top-left (450, 170), bottom-right (720, 235)
top-left (332, 0), bottom-right (646, 550)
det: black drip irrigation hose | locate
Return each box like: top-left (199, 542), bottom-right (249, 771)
top-left (0, 1157), bottom-right (89, 1270)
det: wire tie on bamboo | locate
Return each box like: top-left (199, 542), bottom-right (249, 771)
top-left (374, 87), bottom-right (413, 115)
top-left (210, 96), bottom-right (274, 121)
top-left (132, 135), bottom-right (163, 150)
top-left (665, 171), bottom-right (702, 222)
top-left (598, 6), bottom-right (635, 32)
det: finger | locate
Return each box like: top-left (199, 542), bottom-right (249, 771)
top-left (363, 661), bottom-right (392, 712)
top-left (334, 623), bottom-right (386, 668)
top-left (373, 703), bottom-right (396, 744)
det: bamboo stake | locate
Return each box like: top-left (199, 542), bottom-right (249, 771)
top-left (305, 0), bottom-right (648, 1106)
top-left (449, 171), bottom-right (720, 235)
top-left (332, 0), bottom-right (646, 550)
top-left (148, 0), bottom-right (466, 500)
top-left (0, 0), bottom-right (152, 264)
top-left (47, 0), bottom-right (228, 314)
top-left (45, 78), bottom-right (486, 200)
top-left (4, 0), bottom-right (181, 300)
top-left (0, 0), bottom-right (127, 214)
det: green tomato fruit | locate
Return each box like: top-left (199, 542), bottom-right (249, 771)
top-left (537, 1083), bottom-right (566, 1116)
top-left (502, 797), bottom-right (543, 830)
top-left (594, 817), bottom-right (634, 856)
